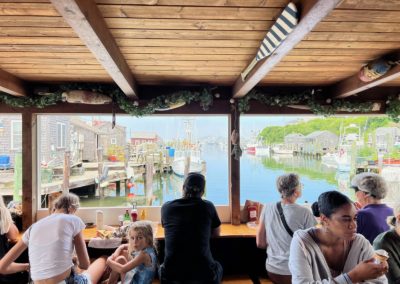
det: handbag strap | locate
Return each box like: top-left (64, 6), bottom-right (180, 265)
top-left (276, 202), bottom-right (294, 237)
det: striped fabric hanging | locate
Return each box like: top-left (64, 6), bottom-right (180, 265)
top-left (241, 2), bottom-right (299, 81)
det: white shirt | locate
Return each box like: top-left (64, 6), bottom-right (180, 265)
top-left (261, 202), bottom-right (316, 275)
top-left (22, 213), bottom-right (85, 281)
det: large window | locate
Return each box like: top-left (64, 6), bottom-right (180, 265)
top-left (240, 115), bottom-right (400, 205)
top-left (38, 115), bottom-right (229, 208)
top-left (0, 115), bottom-right (22, 205)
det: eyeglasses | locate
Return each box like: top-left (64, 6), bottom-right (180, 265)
top-left (352, 186), bottom-right (375, 197)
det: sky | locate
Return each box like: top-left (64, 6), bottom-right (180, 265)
top-left (81, 114), bottom-right (310, 141)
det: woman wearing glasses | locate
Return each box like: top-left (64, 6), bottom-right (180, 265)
top-left (256, 173), bottom-right (316, 284)
top-left (351, 172), bottom-right (393, 244)
top-left (0, 193), bottom-right (106, 284)
top-left (289, 191), bottom-right (388, 284)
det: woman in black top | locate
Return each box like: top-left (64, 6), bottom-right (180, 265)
top-left (0, 197), bottom-right (29, 284)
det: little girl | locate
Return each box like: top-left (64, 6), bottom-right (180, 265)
top-left (107, 221), bottom-right (157, 284)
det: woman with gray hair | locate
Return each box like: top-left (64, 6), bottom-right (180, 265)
top-left (351, 172), bottom-right (393, 243)
top-left (256, 173), bottom-right (316, 284)
top-left (373, 200), bottom-right (400, 284)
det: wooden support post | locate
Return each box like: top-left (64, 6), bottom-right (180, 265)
top-left (184, 156), bottom-right (190, 177)
top-left (22, 112), bottom-right (37, 230)
top-left (230, 103), bottom-right (240, 225)
top-left (62, 151), bottom-right (70, 193)
top-left (145, 160), bottom-right (153, 201)
top-left (97, 148), bottom-right (103, 198)
top-left (116, 180), bottom-right (121, 196)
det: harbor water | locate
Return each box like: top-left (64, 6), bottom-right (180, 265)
top-left (80, 144), bottom-right (352, 207)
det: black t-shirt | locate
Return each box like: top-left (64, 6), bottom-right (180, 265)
top-left (0, 233), bottom-right (29, 284)
top-left (161, 197), bottom-right (221, 280)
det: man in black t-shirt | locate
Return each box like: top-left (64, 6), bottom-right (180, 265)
top-left (160, 173), bottom-right (223, 284)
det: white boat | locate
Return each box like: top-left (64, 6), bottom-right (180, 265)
top-left (171, 119), bottom-right (205, 177)
top-left (272, 145), bottom-right (293, 155)
top-left (172, 149), bottom-right (204, 177)
top-left (321, 150), bottom-right (351, 171)
top-left (321, 124), bottom-right (362, 172)
top-left (255, 145), bottom-right (270, 156)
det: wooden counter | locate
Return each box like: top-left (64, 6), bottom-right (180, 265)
top-left (17, 223), bottom-right (257, 242)
top-left (83, 223), bottom-right (257, 241)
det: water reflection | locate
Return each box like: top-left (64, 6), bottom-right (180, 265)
top-left (80, 145), bottom-right (395, 207)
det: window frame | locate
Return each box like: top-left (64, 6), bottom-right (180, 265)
top-left (56, 122), bottom-right (66, 149)
top-left (10, 119), bottom-right (22, 150)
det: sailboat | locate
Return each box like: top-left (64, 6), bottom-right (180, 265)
top-left (172, 119), bottom-right (205, 177)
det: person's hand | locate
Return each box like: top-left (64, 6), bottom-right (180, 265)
top-left (354, 201), bottom-right (362, 210)
top-left (106, 256), bottom-right (113, 265)
top-left (348, 258), bottom-right (388, 282)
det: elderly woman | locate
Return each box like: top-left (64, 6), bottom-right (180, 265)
top-left (256, 173), bottom-right (316, 284)
top-left (373, 201), bottom-right (400, 284)
top-left (289, 191), bottom-right (388, 284)
top-left (351, 172), bottom-right (393, 243)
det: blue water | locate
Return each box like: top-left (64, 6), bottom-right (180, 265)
top-left (80, 144), bottom-right (350, 207)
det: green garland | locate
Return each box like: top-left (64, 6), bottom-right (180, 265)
top-left (237, 89), bottom-right (400, 122)
top-left (386, 95), bottom-right (400, 123)
top-left (0, 84), bottom-right (214, 116)
top-left (0, 84), bottom-right (399, 122)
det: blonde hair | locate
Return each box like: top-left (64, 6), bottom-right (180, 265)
top-left (53, 193), bottom-right (80, 214)
top-left (128, 221), bottom-right (154, 257)
top-left (0, 196), bottom-right (13, 235)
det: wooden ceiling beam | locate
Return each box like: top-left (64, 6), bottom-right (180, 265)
top-left (332, 64), bottom-right (400, 99)
top-left (50, 0), bottom-right (137, 98)
top-left (0, 69), bottom-right (27, 97)
top-left (232, 0), bottom-right (342, 98)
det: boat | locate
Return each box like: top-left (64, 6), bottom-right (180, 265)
top-left (255, 145), bottom-right (270, 156)
top-left (246, 144), bottom-right (256, 155)
top-left (272, 145), bottom-right (293, 155)
top-left (171, 119), bottom-right (205, 177)
top-left (172, 149), bottom-right (204, 177)
top-left (380, 158), bottom-right (400, 166)
top-left (320, 123), bottom-right (362, 172)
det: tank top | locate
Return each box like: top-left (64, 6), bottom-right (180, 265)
top-left (123, 247), bottom-right (158, 284)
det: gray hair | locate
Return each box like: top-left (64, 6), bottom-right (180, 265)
top-left (353, 172), bottom-right (388, 199)
top-left (276, 173), bottom-right (300, 198)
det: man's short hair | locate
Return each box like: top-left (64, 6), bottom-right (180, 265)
top-left (183, 172), bottom-right (205, 197)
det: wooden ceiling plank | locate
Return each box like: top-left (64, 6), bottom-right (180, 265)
top-left (232, 0), bottom-right (342, 98)
top-left (333, 64), bottom-right (400, 99)
top-left (95, 0), bottom-right (288, 7)
top-left (50, 0), bottom-right (137, 98)
top-left (0, 68), bottom-right (26, 96)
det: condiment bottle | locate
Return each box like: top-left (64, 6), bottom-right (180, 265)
top-left (140, 208), bottom-right (146, 220)
top-left (248, 205), bottom-right (257, 222)
top-left (96, 210), bottom-right (104, 230)
top-left (131, 203), bottom-right (138, 222)
top-left (123, 209), bottom-right (131, 222)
